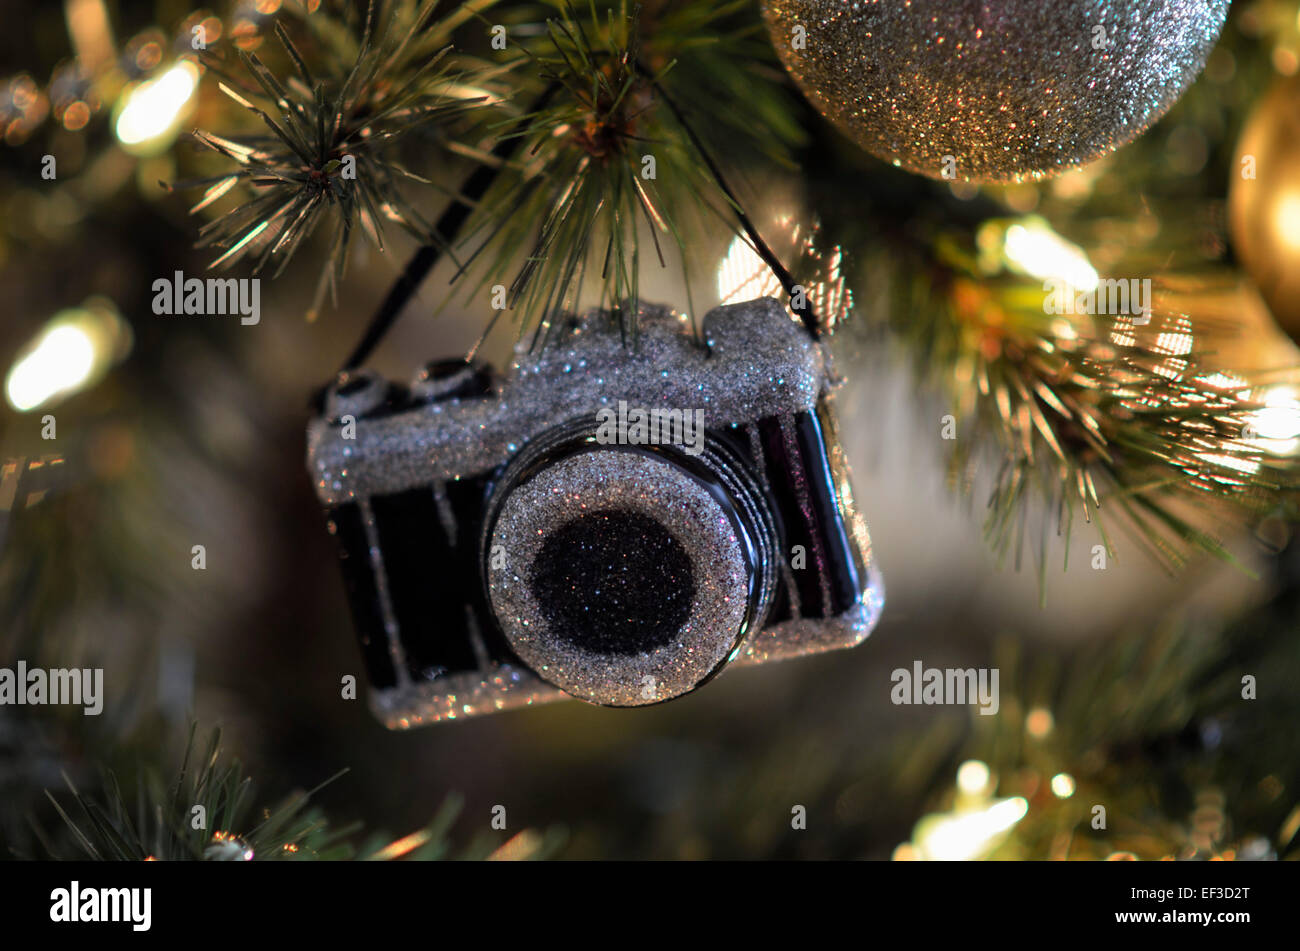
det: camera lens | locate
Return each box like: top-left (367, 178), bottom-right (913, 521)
top-left (532, 509), bottom-right (695, 656)
top-left (482, 420), bottom-right (776, 707)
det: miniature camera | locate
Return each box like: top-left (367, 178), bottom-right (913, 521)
top-left (306, 297), bottom-right (883, 727)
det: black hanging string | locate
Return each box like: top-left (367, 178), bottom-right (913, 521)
top-left (643, 66), bottom-right (822, 339)
top-left (338, 84), bottom-right (559, 373)
top-left (337, 63), bottom-right (819, 372)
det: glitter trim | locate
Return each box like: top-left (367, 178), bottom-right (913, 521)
top-left (486, 451), bottom-right (761, 706)
top-left (308, 298), bottom-right (826, 506)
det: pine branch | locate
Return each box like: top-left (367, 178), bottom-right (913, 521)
top-left (922, 228), bottom-right (1292, 579)
top-left (37, 723), bottom-right (358, 860)
top-left (175, 1), bottom-right (502, 320)
top-left (33, 722), bottom-right (563, 861)
top-left (451, 0), bottom-right (803, 344)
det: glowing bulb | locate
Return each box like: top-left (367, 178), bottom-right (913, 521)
top-left (6, 325), bottom-right (96, 411)
top-left (915, 797), bottom-right (1029, 861)
top-left (1050, 773), bottom-right (1076, 798)
top-left (956, 760), bottom-right (991, 796)
top-left (1004, 219), bottom-right (1099, 291)
top-left (4, 301), bottom-right (131, 411)
top-left (115, 61), bottom-right (199, 152)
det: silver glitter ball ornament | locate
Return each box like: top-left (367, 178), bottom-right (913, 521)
top-left (762, 0), bottom-right (1229, 183)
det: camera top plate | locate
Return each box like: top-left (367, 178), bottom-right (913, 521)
top-left (307, 297), bottom-right (832, 507)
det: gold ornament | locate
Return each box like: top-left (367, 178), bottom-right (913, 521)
top-left (1229, 73), bottom-right (1300, 339)
top-left (761, 0), bottom-right (1229, 183)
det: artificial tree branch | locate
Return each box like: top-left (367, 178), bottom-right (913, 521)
top-left (644, 64), bottom-right (822, 338)
top-left (339, 83), bottom-right (560, 372)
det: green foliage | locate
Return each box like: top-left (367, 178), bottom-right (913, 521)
top-left (34, 723), bottom-right (566, 861)
top-left (37, 724), bottom-right (356, 860)
top-left (181, 1), bottom-right (500, 319)
top-left (451, 0), bottom-right (803, 346)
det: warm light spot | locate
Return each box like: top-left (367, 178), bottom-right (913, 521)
top-left (369, 828), bottom-right (432, 860)
top-left (62, 101), bottom-right (91, 131)
top-left (1198, 372), bottom-right (1249, 395)
top-left (4, 301), bottom-right (130, 411)
top-left (134, 41), bottom-right (163, 72)
top-left (1244, 385), bottom-right (1300, 456)
top-left (915, 797), bottom-right (1028, 861)
top-left (6, 325), bottom-right (95, 411)
top-left (208, 831), bottom-right (254, 861)
top-left (1199, 452), bottom-right (1261, 476)
top-left (718, 226), bottom-right (784, 304)
top-left (956, 760), bottom-right (991, 796)
top-left (1109, 327), bottom-right (1137, 348)
top-left (1050, 773), bottom-right (1076, 798)
top-left (715, 216), bottom-right (851, 328)
top-left (1274, 193), bottom-right (1300, 253)
top-left (488, 830), bottom-right (543, 861)
top-left (65, 0), bottom-right (115, 74)
top-left (115, 61), bottom-right (199, 151)
top-left (1025, 708), bottom-right (1054, 738)
top-left (1154, 332), bottom-right (1194, 357)
top-left (1003, 219), bottom-right (1099, 291)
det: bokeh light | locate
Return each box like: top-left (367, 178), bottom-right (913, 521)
top-left (4, 300), bottom-right (132, 412)
top-left (114, 61), bottom-right (199, 154)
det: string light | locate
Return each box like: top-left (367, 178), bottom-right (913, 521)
top-left (4, 299), bottom-right (131, 411)
top-left (367, 828), bottom-right (432, 861)
top-left (205, 831), bottom-right (254, 861)
top-left (114, 61), bottom-right (199, 154)
top-left (1025, 708), bottom-right (1054, 739)
top-left (487, 830), bottom-right (544, 861)
top-left (899, 761), bottom-right (1028, 860)
top-left (912, 797), bottom-right (1029, 861)
top-left (1003, 220), bottom-right (1099, 291)
top-left (956, 760), bottom-right (991, 796)
top-left (979, 215), bottom-right (1099, 292)
top-left (1050, 773), bottom-right (1077, 798)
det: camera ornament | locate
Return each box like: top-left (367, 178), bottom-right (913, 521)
top-left (306, 297), bottom-right (884, 727)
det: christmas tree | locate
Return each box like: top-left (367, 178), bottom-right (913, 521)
top-left (1, 0), bottom-right (1298, 865)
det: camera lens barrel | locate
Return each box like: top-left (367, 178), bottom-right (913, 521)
top-left (482, 418), bottom-right (777, 707)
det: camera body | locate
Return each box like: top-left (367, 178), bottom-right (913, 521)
top-left (307, 297), bottom-right (883, 727)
